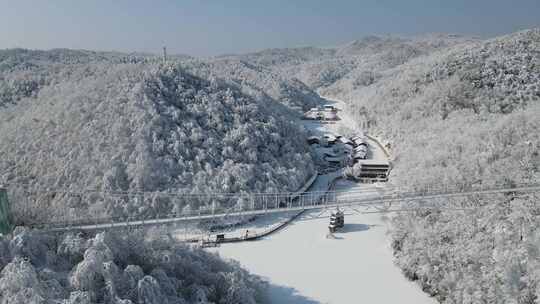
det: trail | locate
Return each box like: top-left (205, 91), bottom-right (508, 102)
top-left (208, 97), bottom-right (437, 304)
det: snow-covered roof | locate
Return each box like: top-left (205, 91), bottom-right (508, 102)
top-left (339, 137), bottom-right (352, 144)
top-left (331, 210), bottom-right (344, 216)
top-left (354, 159), bottom-right (391, 166)
top-left (353, 138), bottom-right (367, 144)
top-left (353, 152), bottom-right (367, 159)
top-left (355, 148), bottom-right (367, 153)
top-left (323, 134), bottom-right (337, 140)
top-left (324, 112), bottom-right (337, 119)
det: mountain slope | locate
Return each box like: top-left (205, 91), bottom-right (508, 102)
top-left (182, 58), bottom-right (325, 110)
top-left (0, 61), bottom-right (315, 224)
top-left (228, 34), bottom-right (476, 91)
top-left (228, 28), bottom-right (540, 303)
top-left (336, 29), bottom-right (540, 303)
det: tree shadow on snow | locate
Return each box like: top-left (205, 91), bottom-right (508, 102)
top-left (340, 223), bottom-right (376, 233)
top-left (327, 224), bottom-right (376, 240)
top-left (266, 284), bottom-right (321, 304)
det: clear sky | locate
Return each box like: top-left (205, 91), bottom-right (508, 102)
top-left (1, 0), bottom-right (539, 56)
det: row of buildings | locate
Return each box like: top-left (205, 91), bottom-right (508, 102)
top-left (308, 133), bottom-right (391, 182)
top-left (303, 105), bottom-right (339, 121)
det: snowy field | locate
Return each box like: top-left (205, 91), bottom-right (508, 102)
top-left (207, 206), bottom-right (435, 304)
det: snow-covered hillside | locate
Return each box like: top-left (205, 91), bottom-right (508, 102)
top-left (182, 58), bottom-right (325, 110)
top-left (0, 228), bottom-right (266, 304)
top-left (229, 34), bottom-right (476, 90)
top-left (0, 58), bottom-right (315, 224)
top-left (336, 30), bottom-right (540, 304)
top-left (272, 29), bottom-right (539, 303)
top-left (223, 28), bottom-right (540, 303)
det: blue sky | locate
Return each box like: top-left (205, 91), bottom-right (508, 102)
top-left (1, 0), bottom-right (539, 56)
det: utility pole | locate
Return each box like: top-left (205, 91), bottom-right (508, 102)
top-left (162, 46), bottom-right (167, 63)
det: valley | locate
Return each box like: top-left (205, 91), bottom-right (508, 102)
top-left (208, 96), bottom-right (435, 304)
top-left (0, 28), bottom-right (538, 304)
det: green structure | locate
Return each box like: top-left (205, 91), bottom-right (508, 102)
top-left (0, 188), bottom-right (12, 235)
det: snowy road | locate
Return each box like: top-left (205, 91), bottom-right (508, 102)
top-left (208, 97), bottom-right (436, 303)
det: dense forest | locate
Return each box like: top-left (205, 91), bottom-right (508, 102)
top-left (364, 30), bottom-right (540, 304)
top-left (0, 228), bottom-right (265, 304)
top-left (0, 53), bottom-right (316, 225)
top-left (0, 51), bottom-right (319, 303)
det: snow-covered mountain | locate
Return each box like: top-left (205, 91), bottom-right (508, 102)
top-left (1, 28), bottom-right (539, 303)
top-left (0, 55), bottom-right (315, 224)
top-left (228, 33), bottom-right (477, 90)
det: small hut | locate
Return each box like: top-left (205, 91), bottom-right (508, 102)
top-left (328, 209), bottom-right (344, 233)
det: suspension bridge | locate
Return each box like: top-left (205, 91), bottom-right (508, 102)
top-left (6, 181), bottom-right (538, 233)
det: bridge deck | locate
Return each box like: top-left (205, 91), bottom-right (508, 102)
top-left (34, 184), bottom-right (540, 233)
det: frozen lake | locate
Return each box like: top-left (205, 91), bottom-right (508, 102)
top-left (207, 205), bottom-right (435, 304)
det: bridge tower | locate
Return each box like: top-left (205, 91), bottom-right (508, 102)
top-left (163, 46), bottom-right (167, 63)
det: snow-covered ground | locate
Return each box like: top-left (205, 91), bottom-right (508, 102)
top-left (169, 211), bottom-right (300, 242)
top-left (206, 96), bottom-right (434, 303)
top-left (208, 205), bottom-right (435, 304)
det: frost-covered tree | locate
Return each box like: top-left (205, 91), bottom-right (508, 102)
top-left (0, 229), bottom-right (266, 304)
top-left (0, 58), bottom-right (315, 224)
